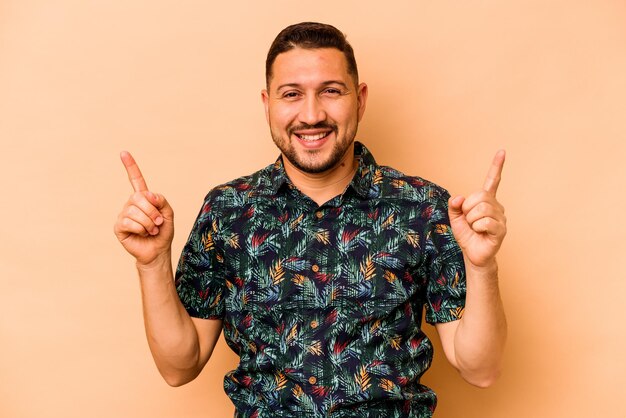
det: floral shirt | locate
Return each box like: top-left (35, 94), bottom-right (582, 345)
top-left (175, 142), bottom-right (466, 417)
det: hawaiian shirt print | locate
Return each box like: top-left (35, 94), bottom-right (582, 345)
top-left (175, 142), bottom-right (466, 418)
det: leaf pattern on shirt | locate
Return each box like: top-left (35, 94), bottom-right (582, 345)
top-left (176, 143), bottom-right (466, 418)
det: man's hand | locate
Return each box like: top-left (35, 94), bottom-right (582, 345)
top-left (448, 150), bottom-right (507, 268)
top-left (113, 151), bottom-right (174, 267)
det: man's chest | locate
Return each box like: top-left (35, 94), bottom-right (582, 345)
top-left (213, 197), bottom-right (432, 320)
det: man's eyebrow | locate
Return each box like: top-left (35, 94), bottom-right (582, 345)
top-left (275, 80), bottom-right (350, 92)
top-left (320, 80), bottom-right (350, 89)
top-left (275, 83), bottom-right (300, 92)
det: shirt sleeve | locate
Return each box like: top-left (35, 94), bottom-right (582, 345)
top-left (175, 194), bottom-right (226, 319)
top-left (423, 188), bottom-right (467, 324)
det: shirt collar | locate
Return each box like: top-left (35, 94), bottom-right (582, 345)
top-left (265, 141), bottom-right (379, 198)
top-left (267, 157), bottom-right (291, 194)
top-left (349, 141), bottom-right (378, 199)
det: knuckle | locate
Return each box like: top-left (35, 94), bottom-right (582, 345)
top-left (120, 217), bottom-right (134, 230)
top-left (126, 205), bottom-right (141, 218)
top-left (130, 191), bottom-right (145, 204)
top-left (476, 201), bottom-right (489, 214)
top-left (132, 193), bottom-right (159, 218)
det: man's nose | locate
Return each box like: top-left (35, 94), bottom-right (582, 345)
top-left (298, 95), bottom-right (326, 125)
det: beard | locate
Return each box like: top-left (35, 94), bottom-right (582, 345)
top-left (271, 121), bottom-right (358, 174)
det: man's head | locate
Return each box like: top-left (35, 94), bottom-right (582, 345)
top-left (262, 22), bottom-right (367, 176)
top-left (266, 22), bottom-right (359, 89)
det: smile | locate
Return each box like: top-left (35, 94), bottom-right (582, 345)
top-left (296, 131), bottom-right (331, 141)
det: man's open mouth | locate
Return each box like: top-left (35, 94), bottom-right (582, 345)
top-left (295, 131), bottom-right (332, 141)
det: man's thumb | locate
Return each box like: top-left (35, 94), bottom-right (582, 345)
top-left (448, 196), bottom-right (465, 221)
top-left (147, 191), bottom-right (172, 213)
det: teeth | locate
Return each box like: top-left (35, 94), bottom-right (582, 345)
top-left (298, 132), bottom-right (328, 141)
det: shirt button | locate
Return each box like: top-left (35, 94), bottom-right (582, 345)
top-left (312, 264), bottom-right (319, 272)
top-left (310, 320), bottom-right (318, 329)
top-left (315, 211), bottom-right (323, 219)
top-left (308, 376), bottom-right (317, 385)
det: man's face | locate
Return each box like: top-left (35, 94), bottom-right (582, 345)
top-left (262, 48), bottom-right (368, 174)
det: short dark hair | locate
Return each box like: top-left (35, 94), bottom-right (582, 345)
top-left (265, 22), bottom-right (359, 87)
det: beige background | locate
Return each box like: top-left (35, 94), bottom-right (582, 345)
top-left (1, 1), bottom-right (625, 417)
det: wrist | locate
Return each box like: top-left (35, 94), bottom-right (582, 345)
top-left (464, 257), bottom-right (498, 277)
top-left (136, 251), bottom-right (173, 273)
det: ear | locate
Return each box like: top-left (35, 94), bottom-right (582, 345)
top-left (261, 89), bottom-right (270, 124)
top-left (356, 83), bottom-right (368, 122)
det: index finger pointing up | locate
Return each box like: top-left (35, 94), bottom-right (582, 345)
top-left (482, 149), bottom-right (506, 195)
top-left (120, 151), bottom-right (149, 192)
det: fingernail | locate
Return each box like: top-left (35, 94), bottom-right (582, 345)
top-left (147, 191), bottom-right (156, 200)
top-left (151, 227), bottom-right (159, 235)
top-left (155, 216), bottom-right (163, 225)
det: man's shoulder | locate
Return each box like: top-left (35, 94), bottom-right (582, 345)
top-left (200, 163), bottom-right (276, 211)
top-left (373, 164), bottom-right (451, 204)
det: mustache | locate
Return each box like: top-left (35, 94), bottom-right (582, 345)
top-left (288, 122), bottom-right (338, 136)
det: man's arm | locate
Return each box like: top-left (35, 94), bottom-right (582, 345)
top-left (435, 262), bottom-right (506, 387)
top-left (114, 152), bottom-right (221, 386)
top-left (135, 253), bottom-right (223, 386)
top-left (435, 151), bottom-right (508, 388)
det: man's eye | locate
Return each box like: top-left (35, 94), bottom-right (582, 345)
top-left (283, 92), bottom-right (300, 99)
top-left (323, 88), bottom-right (341, 95)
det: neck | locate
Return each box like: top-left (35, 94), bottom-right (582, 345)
top-left (283, 146), bottom-right (357, 206)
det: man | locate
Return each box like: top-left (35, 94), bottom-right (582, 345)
top-left (114, 22), bottom-right (507, 417)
